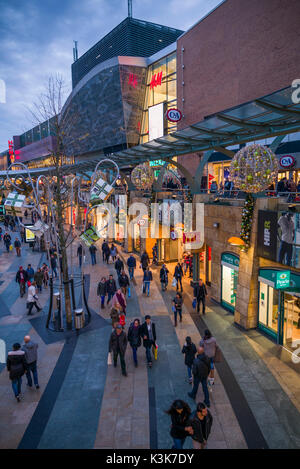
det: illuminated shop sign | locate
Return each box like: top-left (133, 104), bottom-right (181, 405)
top-left (149, 160), bottom-right (164, 167)
top-left (8, 140), bottom-right (14, 163)
top-left (150, 71), bottom-right (163, 90)
top-left (279, 155), bottom-right (296, 169)
top-left (166, 108), bottom-right (182, 123)
top-left (128, 74), bottom-right (138, 88)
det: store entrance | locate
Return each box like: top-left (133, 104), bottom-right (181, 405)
top-left (283, 293), bottom-right (300, 346)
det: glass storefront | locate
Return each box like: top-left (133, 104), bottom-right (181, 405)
top-left (221, 252), bottom-right (239, 313)
top-left (258, 269), bottom-right (300, 346)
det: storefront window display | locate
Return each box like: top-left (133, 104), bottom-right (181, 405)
top-left (221, 252), bottom-right (239, 313)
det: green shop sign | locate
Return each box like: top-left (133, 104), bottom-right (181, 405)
top-left (275, 271), bottom-right (290, 289)
top-left (221, 252), bottom-right (240, 267)
top-left (149, 160), bottom-right (164, 167)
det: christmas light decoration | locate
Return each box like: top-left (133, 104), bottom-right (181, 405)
top-left (240, 194), bottom-right (255, 250)
top-left (131, 163), bottom-right (154, 190)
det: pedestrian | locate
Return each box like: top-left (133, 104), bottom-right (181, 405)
top-left (22, 335), bottom-right (40, 390)
top-left (6, 343), bottom-right (27, 402)
top-left (172, 292), bottom-right (183, 327)
top-left (193, 279), bottom-right (207, 315)
top-left (97, 276), bottom-right (107, 309)
top-left (119, 311), bottom-right (126, 329)
top-left (182, 336), bottom-right (197, 384)
top-left (174, 263), bottom-right (183, 292)
top-left (112, 288), bottom-right (126, 314)
top-left (110, 302), bottom-right (121, 329)
top-left (188, 345), bottom-right (211, 407)
top-left (41, 263), bottom-right (49, 288)
top-left (106, 274), bottom-right (117, 304)
top-left (20, 227), bottom-right (25, 243)
top-left (127, 254), bottom-right (136, 280)
top-left (50, 255), bottom-right (58, 278)
top-left (182, 254), bottom-right (189, 276)
top-left (188, 402), bottom-right (213, 450)
top-left (101, 240), bottom-right (108, 262)
top-left (14, 238), bottom-right (21, 257)
top-left (109, 324), bottom-right (128, 376)
top-left (26, 264), bottom-right (35, 282)
top-left (119, 270), bottom-right (130, 297)
top-left (128, 318), bottom-right (141, 367)
top-left (140, 315), bottom-right (156, 368)
top-left (89, 244), bottom-right (97, 265)
top-left (77, 244), bottom-right (83, 267)
top-left (16, 266), bottom-right (28, 298)
top-left (115, 257), bottom-right (124, 278)
top-left (200, 329), bottom-right (218, 387)
top-left (165, 400), bottom-right (193, 449)
top-left (27, 281), bottom-right (42, 316)
top-left (110, 243), bottom-right (117, 262)
top-left (104, 243), bottom-right (111, 264)
top-left (160, 264), bottom-right (169, 291)
top-left (152, 243), bottom-right (158, 265)
top-left (140, 251), bottom-right (150, 271)
top-left (143, 267), bottom-right (153, 296)
top-left (34, 267), bottom-right (43, 293)
top-left (3, 232), bottom-right (11, 252)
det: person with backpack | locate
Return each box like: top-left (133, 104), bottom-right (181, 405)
top-left (188, 402), bottom-right (213, 450)
top-left (182, 337), bottom-right (197, 384)
top-left (188, 345), bottom-right (211, 407)
top-left (172, 292), bottom-right (183, 327)
top-left (160, 264), bottom-right (169, 291)
top-left (165, 400), bottom-right (193, 449)
top-left (97, 277), bottom-right (107, 309)
top-left (200, 329), bottom-right (218, 387)
top-left (128, 318), bottom-right (141, 367)
top-left (16, 266), bottom-right (28, 298)
top-left (6, 343), bottom-right (27, 402)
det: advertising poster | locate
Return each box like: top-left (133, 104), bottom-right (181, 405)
top-left (80, 225), bottom-right (101, 247)
top-left (25, 227), bottom-right (35, 243)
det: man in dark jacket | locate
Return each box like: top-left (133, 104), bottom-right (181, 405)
top-left (16, 266), bottom-right (28, 297)
top-left (22, 335), bottom-right (40, 389)
top-left (106, 275), bottom-right (117, 304)
top-left (50, 254), bottom-right (58, 278)
top-left (14, 238), bottom-right (21, 257)
top-left (3, 232), bottom-right (11, 252)
top-left (127, 255), bottom-right (136, 280)
top-left (7, 343), bottom-right (27, 402)
top-left (119, 270), bottom-right (130, 296)
top-left (143, 267), bottom-right (153, 296)
top-left (128, 319), bottom-right (141, 367)
top-left (89, 244), bottom-right (97, 265)
top-left (140, 251), bottom-right (149, 271)
top-left (140, 315), bottom-right (156, 367)
top-left (109, 324), bottom-right (128, 376)
top-left (115, 257), bottom-right (124, 278)
top-left (160, 264), bottom-right (169, 291)
top-left (101, 241), bottom-right (109, 262)
top-left (174, 263), bottom-right (183, 292)
top-left (193, 279), bottom-right (207, 314)
top-left (26, 264), bottom-right (35, 281)
top-left (188, 346), bottom-right (211, 407)
top-left (189, 402), bottom-right (213, 449)
top-left (97, 277), bottom-right (107, 309)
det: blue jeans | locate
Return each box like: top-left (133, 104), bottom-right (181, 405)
top-left (91, 252), bottom-right (96, 265)
top-left (131, 346), bottom-right (138, 364)
top-left (26, 361), bottom-right (39, 386)
top-left (187, 365), bottom-right (192, 380)
top-left (12, 377), bottom-right (22, 397)
top-left (145, 346), bottom-right (152, 363)
top-left (52, 267), bottom-right (58, 278)
top-left (128, 267), bottom-right (134, 280)
top-left (172, 437), bottom-right (186, 449)
top-left (190, 377), bottom-right (210, 406)
top-left (100, 295), bottom-right (105, 307)
top-left (78, 255), bottom-right (82, 267)
top-left (173, 308), bottom-right (182, 323)
top-left (144, 281), bottom-right (150, 296)
top-left (107, 292), bottom-right (114, 303)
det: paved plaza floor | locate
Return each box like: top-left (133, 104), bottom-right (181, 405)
top-left (0, 230), bottom-right (300, 449)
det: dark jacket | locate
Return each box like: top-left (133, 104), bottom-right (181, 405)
top-left (14, 239), bottom-right (21, 248)
top-left (97, 281), bottom-right (107, 296)
top-left (160, 267), bottom-right (169, 283)
top-left (192, 353), bottom-right (211, 380)
top-left (128, 323), bottom-right (142, 347)
top-left (26, 267), bottom-right (34, 280)
top-left (141, 252), bottom-right (149, 269)
top-left (119, 274), bottom-right (130, 288)
top-left (77, 245), bottom-right (82, 256)
top-left (50, 257), bottom-right (57, 269)
top-left (115, 259), bottom-right (124, 272)
top-left (34, 271), bottom-right (44, 287)
top-left (127, 256), bottom-right (136, 268)
top-left (188, 410), bottom-right (213, 443)
top-left (140, 321), bottom-right (156, 348)
top-left (174, 265), bottom-right (183, 279)
top-left (16, 270), bottom-right (28, 284)
top-left (173, 296), bottom-right (183, 310)
top-left (3, 234), bottom-right (11, 245)
top-left (89, 245), bottom-right (97, 254)
top-left (169, 408), bottom-right (191, 439)
top-left (182, 343), bottom-right (197, 366)
top-left (143, 270), bottom-right (153, 282)
top-left (106, 279), bottom-right (117, 294)
top-left (194, 283), bottom-right (207, 299)
top-left (7, 350), bottom-right (27, 380)
top-left (109, 330), bottom-right (128, 355)
top-left (22, 341), bottom-right (38, 364)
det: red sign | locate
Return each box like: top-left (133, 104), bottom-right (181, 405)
top-left (8, 140), bottom-right (15, 163)
top-left (128, 74), bottom-right (138, 88)
top-left (166, 108), bottom-right (182, 123)
top-left (279, 155), bottom-right (296, 168)
top-left (149, 71), bottom-right (163, 90)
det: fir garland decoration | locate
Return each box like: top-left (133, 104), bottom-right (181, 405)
top-left (240, 194), bottom-right (255, 250)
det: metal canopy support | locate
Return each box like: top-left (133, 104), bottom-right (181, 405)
top-left (269, 134), bottom-right (286, 152)
top-left (194, 150), bottom-right (214, 194)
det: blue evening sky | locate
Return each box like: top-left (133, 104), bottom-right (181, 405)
top-left (0, 0), bottom-right (222, 152)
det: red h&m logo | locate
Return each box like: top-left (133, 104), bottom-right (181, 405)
top-left (8, 140), bottom-right (15, 163)
top-left (149, 71), bottom-right (163, 90)
top-left (128, 74), bottom-right (138, 88)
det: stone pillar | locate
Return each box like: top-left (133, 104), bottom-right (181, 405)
top-left (192, 252), bottom-right (200, 284)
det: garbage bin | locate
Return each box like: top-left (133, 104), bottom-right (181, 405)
top-left (74, 308), bottom-right (84, 330)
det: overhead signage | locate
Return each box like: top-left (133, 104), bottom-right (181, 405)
top-left (166, 108), bottom-right (182, 123)
top-left (221, 252), bottom-right (240, 267)
top-left (275, 271), bottom-right (290, 289)
top-left (25, 226), bottom-right (35, 243)
top-left (8, 140), bottom-right (15, 163)
top-left (149, 160), bottom-right (164, 167)
top-left (257, 210), bottom-right (278, 262)
top-left (279, 155), bottom-right (296, 168)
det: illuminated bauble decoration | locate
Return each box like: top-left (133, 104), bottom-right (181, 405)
top-left (230, 144), bottom-right (278, 193)
top-left (131, 163), bottom-right (154, 190)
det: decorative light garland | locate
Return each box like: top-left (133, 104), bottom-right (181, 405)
top-left (240, 194), bottom-right (255, 250)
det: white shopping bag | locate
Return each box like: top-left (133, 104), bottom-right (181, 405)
top-left (107, 352), bottom-right (112, 365)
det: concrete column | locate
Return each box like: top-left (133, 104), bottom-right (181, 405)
top-left (192, 252), bottom-right (200, 284)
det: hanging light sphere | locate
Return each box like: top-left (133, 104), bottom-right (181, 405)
top-left (131, 163), bottom-right (154, 190)
top-left (230, 143), bottom-right (278, 193)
